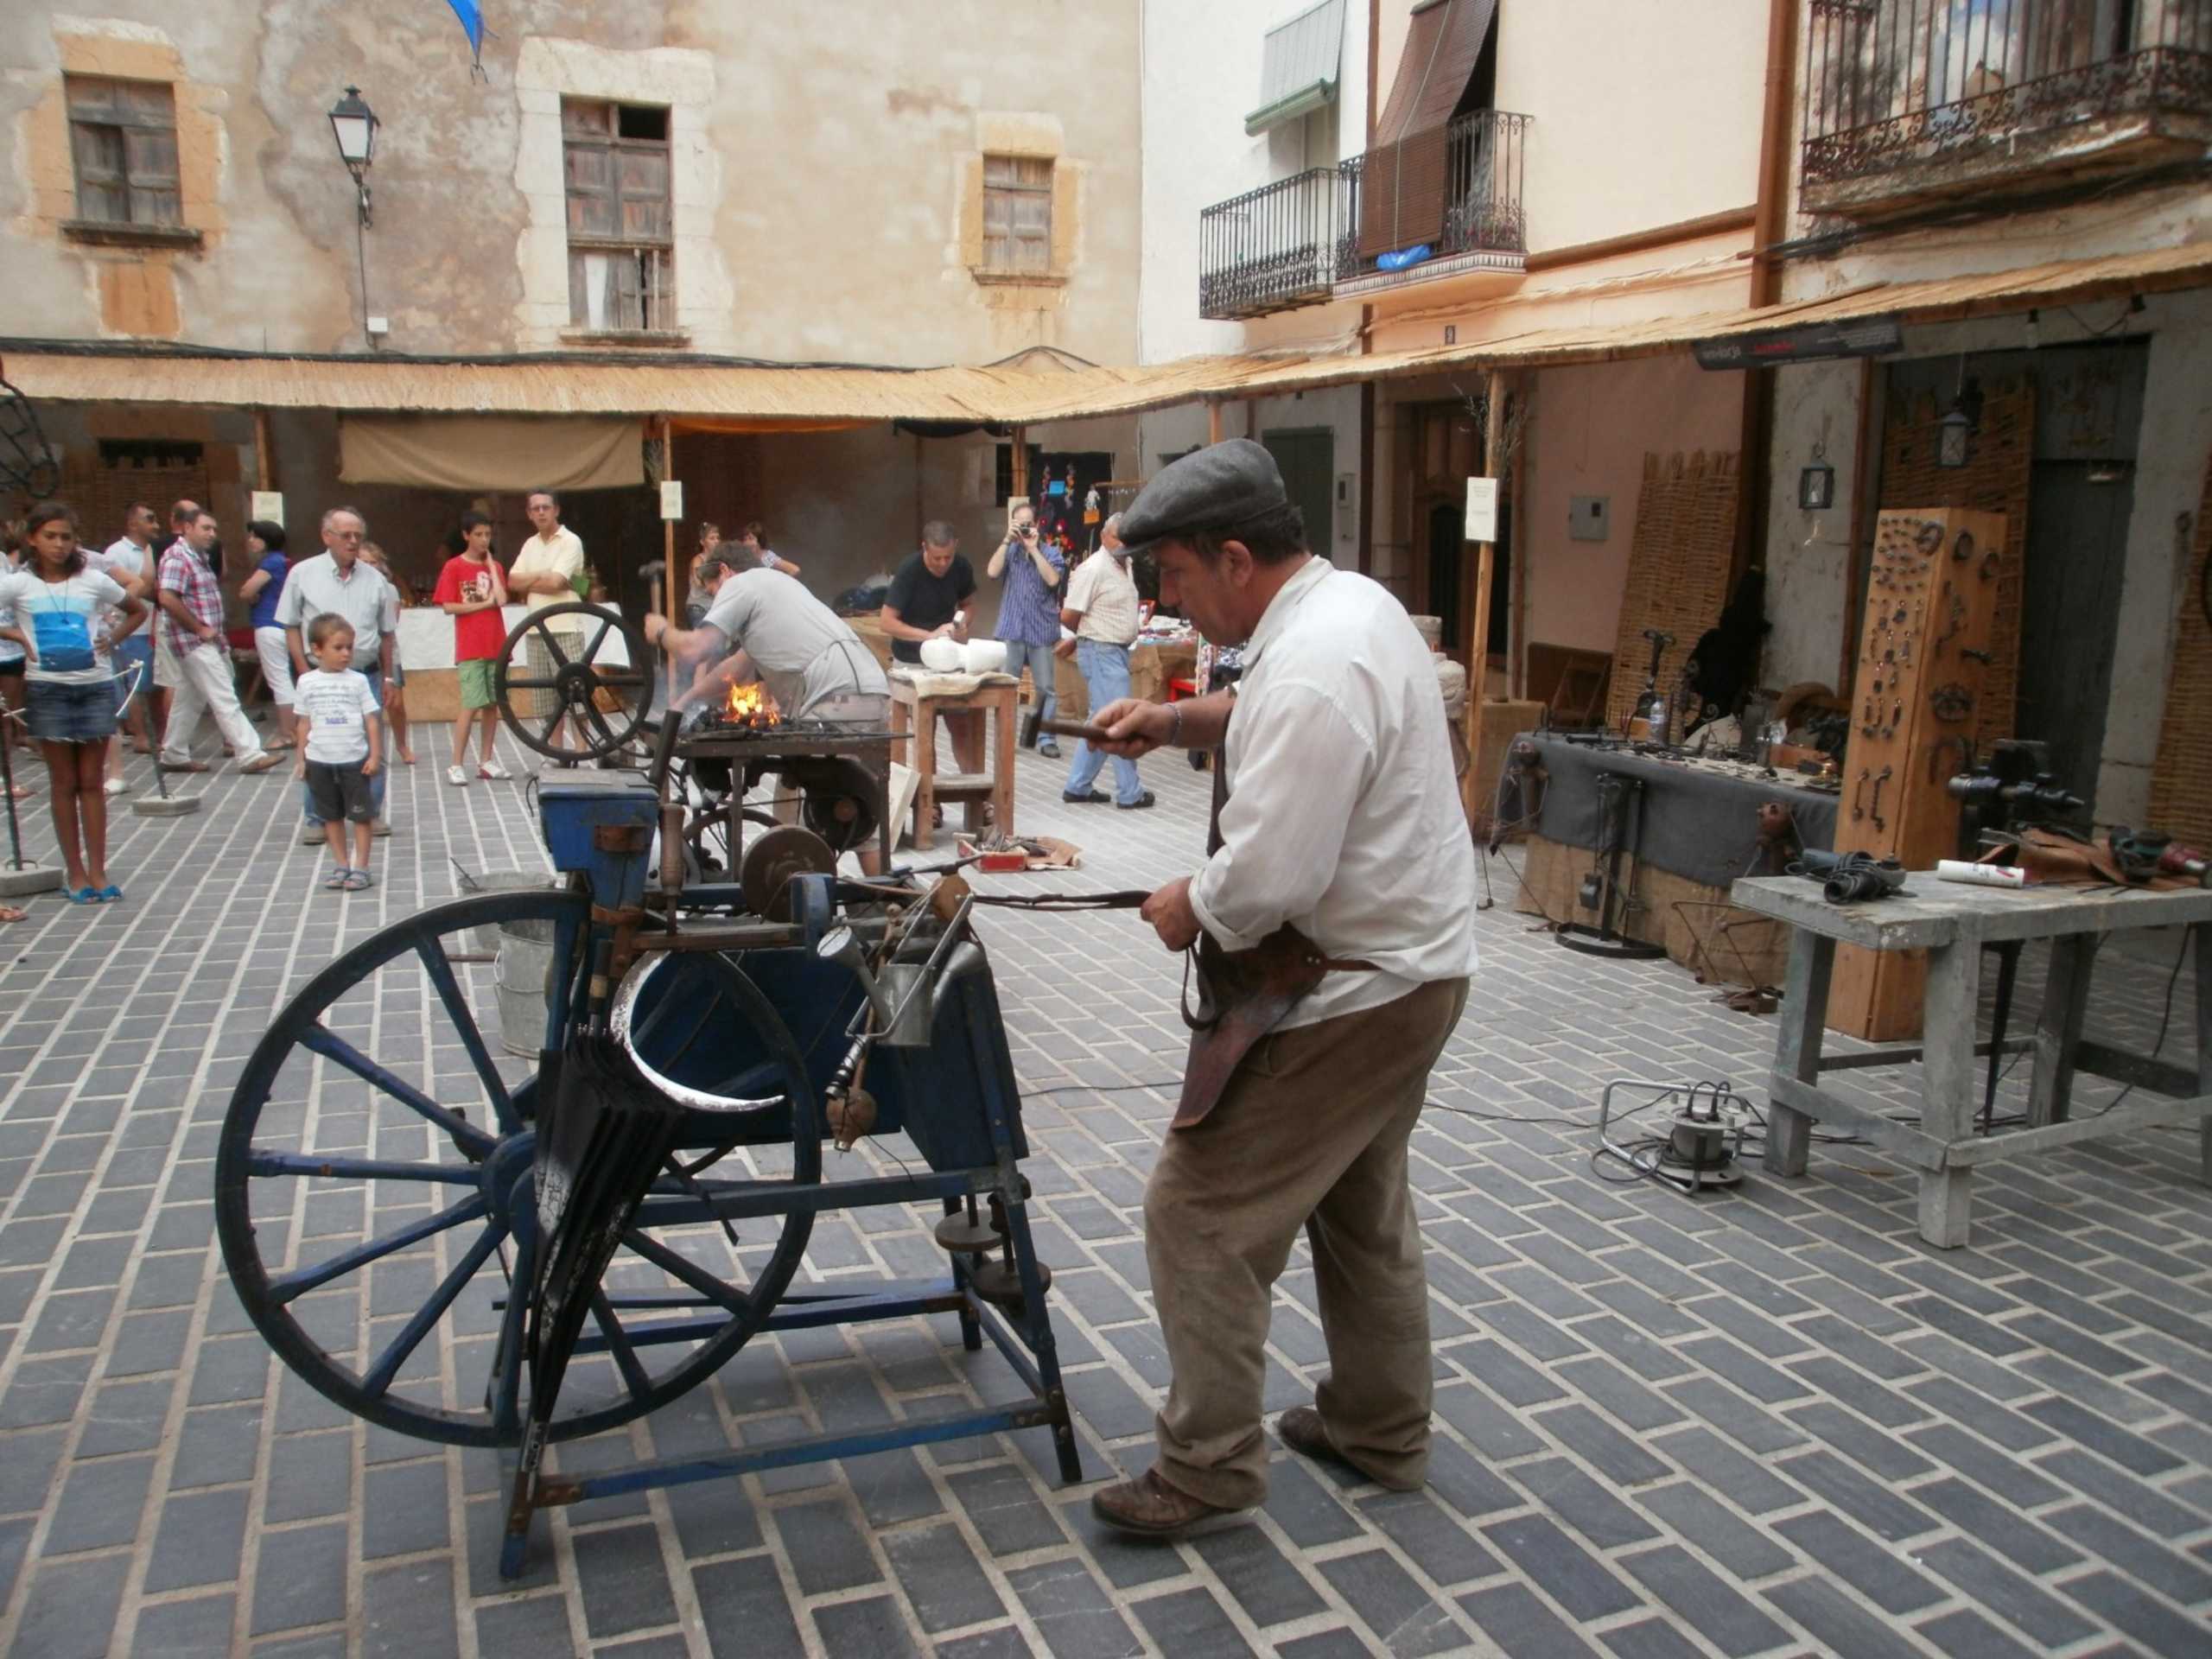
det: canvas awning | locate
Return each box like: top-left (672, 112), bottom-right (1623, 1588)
top-left (1246, 0), bottom-right (1346, 136)
top-left (339, 414), bottom-right (644, 492)
top-left (3, 240), bottom-right (2208, 429)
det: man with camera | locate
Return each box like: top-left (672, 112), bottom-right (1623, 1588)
top-left (988, 500), bottom-right (1066, 757)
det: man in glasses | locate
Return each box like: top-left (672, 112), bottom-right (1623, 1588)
top-left (278, 507), bottom-right (399, 840)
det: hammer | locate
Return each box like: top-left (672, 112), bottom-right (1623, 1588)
top-left (1020, 710), bottom-right (1116, 749)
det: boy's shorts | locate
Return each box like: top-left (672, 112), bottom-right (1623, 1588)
top-left (458, 657), bottom-right (499, 710)
top-left (304, 760), bottom-right (375, 825)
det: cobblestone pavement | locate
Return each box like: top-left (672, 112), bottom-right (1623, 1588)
top-left (1, 720), bottom-right (2209, 1659)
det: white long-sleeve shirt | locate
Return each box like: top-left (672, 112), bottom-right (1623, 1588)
top-left (1186, 557), bottom-right (1478, 1030)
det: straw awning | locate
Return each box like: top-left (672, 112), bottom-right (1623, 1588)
top-left (4, 240), bottom-right (2206, 427)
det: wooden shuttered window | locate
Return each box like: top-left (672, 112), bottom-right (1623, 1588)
top-left (563, 99), bottom-right (675, 331)
top-left (67, 76), bottom-right (181, 227)
top-left (1357, 0), bottom-right (1497, 257)
top-left (981, 155), bottom-right (1054, 275)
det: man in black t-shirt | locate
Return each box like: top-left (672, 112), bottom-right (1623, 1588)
top-left (879, 519), bottom-right (984, 776)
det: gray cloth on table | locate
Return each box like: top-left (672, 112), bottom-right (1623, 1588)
top-left (1500, 734), bottom-right (1838, 889)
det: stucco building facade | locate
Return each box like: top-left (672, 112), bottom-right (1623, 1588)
top-left (0, 3), bottom-right (1143, 619)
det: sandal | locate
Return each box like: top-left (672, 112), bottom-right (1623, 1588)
top-left (8, 783), bottom-right (32, 801)
top-left (0, 903), bottom-right (25, 924)
top-left (322, 868), bottom-right (351, 891)
top-left (66, 887), bottom-right (100, 905)
top-left (95, 885), bottom-right (122, 903)
top-left (157, 759), bottom-right (210, 773)
top-left (343, 869), bottom-right (373, 891)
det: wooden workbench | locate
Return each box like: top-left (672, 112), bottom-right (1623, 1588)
top-left (1731, 874), bottom-right (2212, 1248)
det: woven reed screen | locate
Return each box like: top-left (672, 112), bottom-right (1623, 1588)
top-left (2145, 452), bottom-right (2212, 847)
top-left (1605, 451), bottom-right (1741, 733)
top-left (1877, 380), bottom-right (2033, 748)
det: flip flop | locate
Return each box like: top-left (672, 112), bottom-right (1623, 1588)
top-left (157, 760), bottom-right (210, 773)
top-left (0, 904), bottom-right (25, 924)
top-left (66, 887), bottom-right (100, 905)
top-left (95, 885), bottom-right (122, 903)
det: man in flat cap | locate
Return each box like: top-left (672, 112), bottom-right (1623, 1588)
top-left (1084, 438), bottom-right (1478, 1538)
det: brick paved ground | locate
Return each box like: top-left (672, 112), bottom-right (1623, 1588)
top-left (1, 718), bottom-right (2209, 1658)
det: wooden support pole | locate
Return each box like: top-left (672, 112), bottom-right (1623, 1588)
top-left (1010, 425), bottom-right (1029, 501)
top-left (1461, 369), bottom-right (1506, 824)
top-left (1506, 371), bottom-right (1528, 698)
top-left (251, 408), bottom-right (277, 520)
top-left (1206, 400), bottom-right (1224, 446)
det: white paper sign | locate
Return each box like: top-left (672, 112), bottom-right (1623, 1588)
top-left (251, 491), bottom-right (284, 526)
top-left (1464, 476), bottom-right (1500, 544)
top-left (659, 480), bottom-right (684, 521)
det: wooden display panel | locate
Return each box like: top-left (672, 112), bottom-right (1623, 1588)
top-left (1827, 507), bottom-right (2007, 1040)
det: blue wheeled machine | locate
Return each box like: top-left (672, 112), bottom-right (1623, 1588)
top-left (214, 762), bottom-right (1080, 1579)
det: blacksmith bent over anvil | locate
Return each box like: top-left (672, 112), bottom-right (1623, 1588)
top-left (644, 548), bottom-right (888, 721)
top-left (1081, 439), bottom-right (1478, 1536)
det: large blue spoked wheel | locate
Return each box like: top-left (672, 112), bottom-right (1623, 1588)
top-left (213, 891), bottom-right (819, 1446)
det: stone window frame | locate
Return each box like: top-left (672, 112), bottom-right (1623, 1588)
top-left (962, 118), bottom-right (1078, 289)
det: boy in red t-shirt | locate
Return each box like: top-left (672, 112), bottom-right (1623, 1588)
top-left (432, 512), bottom-right (511, 784)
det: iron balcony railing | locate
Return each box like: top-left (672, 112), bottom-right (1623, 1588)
top-left (1802, 0), bottom-right (2212, 191)
top-left (1337, 109), bottom-right (1529, 287)
top-left (1198, 168), bottom-right (1338, 321)
top-left (1197, 109), bottom-right (1530, 320)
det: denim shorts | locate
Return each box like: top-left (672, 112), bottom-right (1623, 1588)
top-left (26, 677), bottom-right (118, 744)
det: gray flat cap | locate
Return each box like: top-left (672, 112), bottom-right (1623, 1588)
top-left (1118, 438), bottom-right (1288, 550)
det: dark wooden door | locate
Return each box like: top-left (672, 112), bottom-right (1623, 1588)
top-left (2016, 460), bottom-right (2133, 801)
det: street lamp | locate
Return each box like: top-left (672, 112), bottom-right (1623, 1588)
top-left (328, 86), bottom-right (378, 227)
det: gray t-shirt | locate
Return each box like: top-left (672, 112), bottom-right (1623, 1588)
top-left (702, 569), bottom-right (887, 715)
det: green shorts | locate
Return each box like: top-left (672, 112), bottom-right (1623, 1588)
top-left (458, 657), bottom-right (499, 709)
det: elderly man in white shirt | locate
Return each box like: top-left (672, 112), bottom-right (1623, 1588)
top-left (1081, 440), bottom-right (1477, 1541)
top-left (278, 506), bottom-right (398, 838)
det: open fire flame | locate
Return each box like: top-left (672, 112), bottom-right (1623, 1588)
top-left (719, 679), bottom-right (782, 730)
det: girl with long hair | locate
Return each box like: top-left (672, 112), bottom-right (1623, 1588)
top-left (0, 502), bottom-right (150, 903)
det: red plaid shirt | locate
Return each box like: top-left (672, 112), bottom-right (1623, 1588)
top-left (157, 540), bottom-right (224, 655)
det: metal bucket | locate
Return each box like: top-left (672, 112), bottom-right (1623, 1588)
top-left (469, 871), bottom-right (562, 1057)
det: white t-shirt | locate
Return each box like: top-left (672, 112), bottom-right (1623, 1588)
top-left (0, 568), bottom-right (129, 686)
top-left (294, 667), bottom-right (381, 764)
top-left (94, 537), bottom-right (150, 633)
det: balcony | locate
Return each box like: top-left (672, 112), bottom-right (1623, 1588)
top-left (1198, 168), bottom-right (1339, 321)
top-left (1198, 110), bottom-right (1529, 321)
top-left (1802, 0), bottom-right (2212, 219)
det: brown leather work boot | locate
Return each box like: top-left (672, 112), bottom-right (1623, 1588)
top-left (1089, 1467), bottom-right (1245, 1538)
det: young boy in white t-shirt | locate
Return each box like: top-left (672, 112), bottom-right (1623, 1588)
top-left (292, 613), bottom-right (384, 893)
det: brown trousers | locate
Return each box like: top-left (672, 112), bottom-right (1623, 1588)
top-left (1144, 975), bottom-right (1469, 1509)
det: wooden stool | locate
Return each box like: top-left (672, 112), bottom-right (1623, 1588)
top-left (888, 675), bottom-right (1016, 850)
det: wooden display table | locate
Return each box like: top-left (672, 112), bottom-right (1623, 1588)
top-left (1732, 874), bottom-right (2212, 1249)
top-left (888, 674), bottom-right (1016, 850)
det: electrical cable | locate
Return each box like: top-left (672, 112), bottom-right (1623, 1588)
top-left (2089, 922), bottom-right (2191, 1120)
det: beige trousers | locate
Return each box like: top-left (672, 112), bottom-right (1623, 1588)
top-left (1144, 975), bottom-right (1469, 1510)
